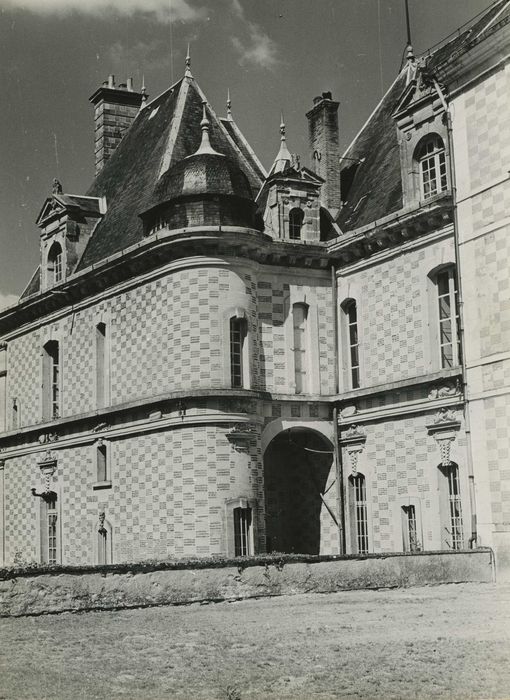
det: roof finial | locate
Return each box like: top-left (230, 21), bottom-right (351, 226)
top-left (192, 101), bottom-right (222, 156)
top-left (226, 89), bottom-right (233, 120)
top-left (280, 112), bottom-right (286, 143)
top-left (268, 112), bottom-right (292, 175)
top-left (404, 0), bottom-right (415, 62)
top-left (141, 74), bottom-right (148, 106)
top-left (185, 43), bottom-right (193, 78)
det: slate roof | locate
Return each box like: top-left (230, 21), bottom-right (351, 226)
top-left (78, 76), bottom-right (265, 271)
top-left (337, 0), bottom-right (509, 233)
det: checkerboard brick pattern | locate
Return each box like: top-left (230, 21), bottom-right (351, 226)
top-left (475, 228), bottom-right (510, 358)
top-left (339, 239), bottom-right (454, 388)
top-left (3, 423), bottom-right (264, 565)
top-left (465, 65), bottom-right (510, 191)
top-left (342, 411), bottom-right (468, 553)
top-left (257, 275), bottom-right (335, 394)
top-left (484, 393), bottom-right (510, 529)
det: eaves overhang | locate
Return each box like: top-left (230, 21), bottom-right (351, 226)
top-left (0, 226), bottom-right (332, 336)
top-left (328, 192), bottom-right (454, 265)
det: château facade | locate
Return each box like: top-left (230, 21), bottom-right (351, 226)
top-left (0, 2), bottom-right (509, 573)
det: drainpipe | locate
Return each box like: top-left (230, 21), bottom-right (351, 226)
top-left (432, 77), bottom-right (477, 548)
top-left (331, 263), bottom-right (346, 553)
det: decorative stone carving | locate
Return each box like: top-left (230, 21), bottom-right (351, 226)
top-left (32, 451), bottom-right (57, 495)
top-left (426, 408), bottom-right (461, 467)
top-left (38, 432), bottom-right (59, 444)
top-left (226, 423), bottom-right (257, 451)
top-left (428, 379), bottom-right (461, 400)
top-left (98, 511), bottom-right (106, 535)
top-left (346, 444), bottom-right (364, 476)
top-left (433, 407), bottom-right (458, 425)
top-left (92, 422), bottom-right (109, 433)
top-left (52, 178), bottom-right (63, 194)
top-left (340, 424), bottom-right (367, 476)
top-left (340, 404), bottom-right (357, 419)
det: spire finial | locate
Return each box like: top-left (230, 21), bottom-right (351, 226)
top-left (226, 89), bottom-right (233, 120)
top-left (141, 74), bottom-right (148, 106)
top-left (280, 112), bottom-right (286, 142)
top-left (192, 101), bottom-right (222, 156)
top-left (185, 43), bottom-right (192, 78)
top-left (404, 0), bottom-right (415, 62)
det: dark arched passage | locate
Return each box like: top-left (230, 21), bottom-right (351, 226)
top-left (263, 428), bottom-right (335, 554)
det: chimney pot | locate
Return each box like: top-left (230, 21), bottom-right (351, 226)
top-left (108, 75), bottom-right (115, 88)
top-left (322, 91), bottom-right (332, 100)
top-left (313, 96), bottom-right (322, 105)
top-left (127, 77), bottom-right (133, 92)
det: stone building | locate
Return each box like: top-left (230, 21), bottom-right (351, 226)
top-left (0, 3), bottom-right (508, 570)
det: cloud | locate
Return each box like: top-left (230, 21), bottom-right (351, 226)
top-left (0, 293), bottom-right (18, 312)
top-left (1, 0), bottom-right (206, 22)
top-left (230, 1), bottom-right (278, 69)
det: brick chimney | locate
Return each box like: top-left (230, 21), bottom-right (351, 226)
top-left (306, 91), bottom-right (341, 213)
top-left (89, 75), bottom-right (145, 175)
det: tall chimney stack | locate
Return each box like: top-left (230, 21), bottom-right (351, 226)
top-left (89, 77), bottom-right (145, 175)
top-left (306, 92), bottom-right (341, 214)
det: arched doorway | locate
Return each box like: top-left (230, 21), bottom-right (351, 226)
top-left (264, 428), bottom-right (336, 555)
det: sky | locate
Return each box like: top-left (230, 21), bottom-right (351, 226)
top-left (0, 0), bottom-right (493, 307)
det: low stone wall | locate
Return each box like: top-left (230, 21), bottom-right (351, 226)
top-left (0, 549), bottom-right (494, 617)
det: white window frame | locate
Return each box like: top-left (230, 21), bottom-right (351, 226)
top-left (417, 136), bottom-right (447, 200)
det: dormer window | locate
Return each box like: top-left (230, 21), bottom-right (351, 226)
top-left (416, 135), bottom-right (447, 200)
top-left (289, 208), bottom-right (304, 240)
top-left (47, 242), bottom-right (63, 285)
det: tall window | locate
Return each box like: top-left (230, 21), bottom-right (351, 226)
top-left (440, 463), bottom-right (464, 550)
top-left (230, 317), bottom-right (246, 388)
top-left (96, 322), bottom-right (108, 407)
top-left (417, 136), bottom-right (447, 200)
top-left (47, 242), bottom-right (63, 285)
top-left (436, 267), bottom-right (460, 368)
top-left (41, 493), bottom-right (58, 564)
top-left (402, 504), bottom-right (420, 552)
top-left (292, 303), bottom-right (308, 394)
top-left (349, 474), bottom-right (369, 554)
top-left (343, 300), bottom-right (360, 389)
top-left (233, 507), bottom-right (252, 556)
top-left (96, 443), bottom-right (107, 483)
top-left (43, 340), bottom-right (60, 420)
top-left (289, 208), bottom-right (304, 240)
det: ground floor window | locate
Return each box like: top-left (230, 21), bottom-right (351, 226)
top-left (233, 507), bottom-right (252, 557)
top-left (349, 474), bottom-right (369, 554)
top-left (41, 493), bottom-right (59, 564)
top-left (401, 504), bottom-right (421, 552)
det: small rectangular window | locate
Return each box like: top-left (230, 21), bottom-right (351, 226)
top-left (97, 444), bottom-right (107, 482)
top-left (402, 504), bottom-right (420, 552)
top-left (350, 474), bottom-right (369, 554)
top-left (230, 317), bottom-right (246, 388)
top-left (41, 494), bottom-right (58, 565)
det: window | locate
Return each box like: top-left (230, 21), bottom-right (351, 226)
top-left (292, 303), bottom-right (308, 394)
top-left (42, 340), bottom-right (60, 420)
top-left (349, 474), bottom-right (369, 554)
top-left (233, 507), bottom-right (252, 556)
top-left (289, 208), bottom-right (304, 240)
top-left (97, 514), bottom-right (112, 564)
top-left (342, 300), bottom-right (360, 389)
top-left (436, 267), bottom-right (460, 368)
top-left (96, 322), bottom-right (108, 407)
top-left (440, 462), bottom-right (464, 550)
top-left (41, 493), bottom-right (59, 564)
top-left (11, 398), bottom-right (19, 430)
top-left (230, 317), bottom-right (246, 388)
top-left (402, 504), bottom-right (421, 552)
top-left (417, 136), bottom-right (447, 200)
top-left (47, 242), bottom-right (63, 285)
top-left (96, 443), bottom-right (107, 483)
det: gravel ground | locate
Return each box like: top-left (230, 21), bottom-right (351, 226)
top-left (1, 582), bottom-right (510, 700)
